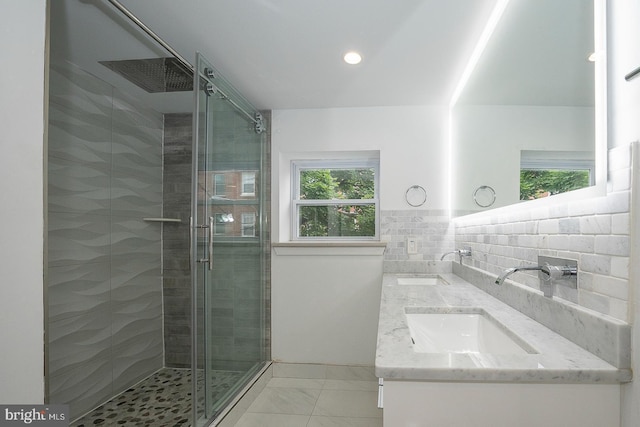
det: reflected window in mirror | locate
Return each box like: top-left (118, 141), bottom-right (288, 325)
top-left (520, 150), bottom-right (594, 200)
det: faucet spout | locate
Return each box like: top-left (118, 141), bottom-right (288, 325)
top-left (494, 266), bottom-right (544, 285)
top-left (440, 251), bottom-right (457, 261)
top-left (440, 248), bottom-right (472, 262)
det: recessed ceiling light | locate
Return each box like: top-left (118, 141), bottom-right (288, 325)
top-left (343, 51), bottom-right (362, 65)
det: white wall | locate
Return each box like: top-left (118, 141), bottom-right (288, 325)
top-left (271, 106), bottom-right (447, 365)
top-left (610, 0), bottom-right (640, 425)
top-left (0, 1), bottom-right (47, 403)
top-left (271, 246), bottom-right (384, 365)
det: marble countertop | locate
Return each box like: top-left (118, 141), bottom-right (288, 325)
top-left (375, 273), bottom-right (632, 383)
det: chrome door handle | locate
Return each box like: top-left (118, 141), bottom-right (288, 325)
top-left (193, 217), bottom-right (214, 270)
top-left (208, 216), bottom-right (214, 271)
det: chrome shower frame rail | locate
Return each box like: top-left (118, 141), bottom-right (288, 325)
top-left (104, 0), bottom-right (264, 131)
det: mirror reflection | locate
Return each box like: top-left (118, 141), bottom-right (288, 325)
top-left (451, 0), bottom-right (596, 216)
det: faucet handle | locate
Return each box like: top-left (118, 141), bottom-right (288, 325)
top-left (459, 247), bottom-right (472, 257)
top-left (540, 264), bottom-right (578, 280)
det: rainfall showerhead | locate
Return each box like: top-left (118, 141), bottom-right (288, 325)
top-left (99, 57), bottom-right (193, 93)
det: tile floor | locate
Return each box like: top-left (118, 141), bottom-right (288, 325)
top-left (70, 368), bottom-right (244, 427)
top-left (233, 363), bottom-right (383, 427)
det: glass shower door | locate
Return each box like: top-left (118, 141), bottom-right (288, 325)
top-left (191, 53), bottom-right (267, 425)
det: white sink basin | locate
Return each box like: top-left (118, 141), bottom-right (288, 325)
top-left (405, 307), bottom-right (536, 355)
top-left (396, 276), bottom-right (447, 286)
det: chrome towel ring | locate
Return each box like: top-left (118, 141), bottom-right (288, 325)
top-left (405, 185), bottom-right (427, 207)
top-left (473, 185), bottom-right (496, 208)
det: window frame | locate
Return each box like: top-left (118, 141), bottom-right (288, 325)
top-left (241, 212), bottom-right (256, 237)
top-left (291, 159), bottom-right (380, 241)
top-left (213, 173), bottom-right (226, 197)
top-left (241, 171), bottom-right (256, 197)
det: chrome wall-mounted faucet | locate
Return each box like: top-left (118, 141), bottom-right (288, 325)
top-left (440, 247), bottom-right (472, 263)
top-left (494, 256), bottom-right (577, 298)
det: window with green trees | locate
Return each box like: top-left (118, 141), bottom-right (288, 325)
top-left (292, 159), bottom-right (379, 239)
top-left (520, 169), bottom-right (591, 200)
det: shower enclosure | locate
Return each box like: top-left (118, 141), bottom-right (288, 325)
top-left (191, 53), bottom-right (270, 425)
top-left (45, 1), bottom-right (270, 425)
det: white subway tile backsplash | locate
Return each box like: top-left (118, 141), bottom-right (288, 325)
top-left (611, 213), bottom-right (630, 235)
top-left (595, 191), bottom-right (630, 215)
top-left (594, 235), bottom-right (630, 256)
top-left (592, 275), bottom-right (629, 301)
top-left (610, 256), bottom-right (630, 279)
top-left (559, 218), bottom-right (581, 234)
top-left (580, 254), bottom-right (611, 275)
top-left (567, 235), bottom-right (595, 252)
top-left (579, 216), bottom-right (612, 234)
top-left (608, 299), bottom-right (629, 323)
top-left (381, 210), bottom-right (453, 263)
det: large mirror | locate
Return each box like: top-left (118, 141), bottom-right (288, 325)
top-left (451, 0), bottom-right (605, 216)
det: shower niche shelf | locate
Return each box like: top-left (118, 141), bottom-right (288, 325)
top-left (143, 217), bottom-right (183, 223)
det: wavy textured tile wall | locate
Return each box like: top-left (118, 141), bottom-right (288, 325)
top-left (47, 60), bottom-right (163, 420)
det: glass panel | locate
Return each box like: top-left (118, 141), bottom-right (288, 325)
top-left (192, 53), bottom-right (267, 426)
top-left (298, 204), bottom-right (376, 237)
top-left (299, 168), bottom-right (375, 200)
top-left (520, 169), bottom-right (591, 200)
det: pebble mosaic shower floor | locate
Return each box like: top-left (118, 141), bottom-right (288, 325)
top-left (70, 368), bottom-right (244, 427)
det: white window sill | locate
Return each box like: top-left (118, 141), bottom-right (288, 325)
top-left (272, 241), bottom-right (387, 256)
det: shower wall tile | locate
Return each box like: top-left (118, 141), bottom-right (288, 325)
top-left (48, 105), bottom-right (112, 167)
top-left (110, 176), bottom-right (162, 217)
top-left (47, 60), bottom-right (163, 420)
top-left (49, 60), bottom-right (113, 110)
top-left (111, 219), bottom-right (161, 263)
top-left (111, 260), bottom-right (161, 305)
top-left (48, 307), bottom-right (112, 378)
top-left (162, 114), bottom-right (194, 368)
top-left (48, 212), bottom-right (111, 267)
top-left (112, 346), bottom-right (163, 393)
top-left (48, 262), bottom-right (111, 322)
top-left (48, 62), bottom-right (113, 167)
top-left (48, 156), bottom-right (111, 215)
top-left (47, 355), bottom-right (113, 421)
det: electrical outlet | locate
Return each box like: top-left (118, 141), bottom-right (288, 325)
top-left (407, 238), bottom-right (417, 254)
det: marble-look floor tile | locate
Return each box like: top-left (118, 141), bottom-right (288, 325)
top-left (312, 390), bottom-right (382, 418)
top-left (307, 416), bottom-right (383, 427)
top-left (323, 380), bottom-right (378, 391)
top-left (272, 363), bottom-right (328, 379)
top-left (267, 377), bottom-right (325, 389)
top-left (325, 365), bottom-right (377, 381)
top-left (234, 413), bottom-right (309, 427)
top-left (246, 387), bottom-right (321, 415)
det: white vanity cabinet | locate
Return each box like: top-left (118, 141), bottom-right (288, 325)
top-left (381, 380), bottom-right (619, 427)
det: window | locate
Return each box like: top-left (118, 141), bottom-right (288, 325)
top-left (214, 213), bottom-right (227, 235)
top-left (214, 173), bottom-right (226, 197)
top-left (520, 151), bottom-right (594, 200)
top-left (241, 172), bottom-right (256, 196)
top-left (241, 212), bottom-right (256, 237)
top-left (291, 159), bottom-right (379, 240)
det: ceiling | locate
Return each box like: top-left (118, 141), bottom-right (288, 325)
top-left (50, 0), bottom-right (500, 112)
